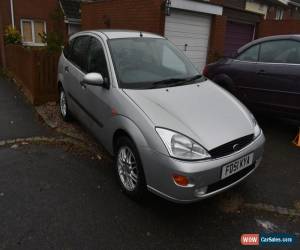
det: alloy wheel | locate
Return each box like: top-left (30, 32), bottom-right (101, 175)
top-left (117, 146), bottom-right (139, 191)
top-left (60, 90), bottom-right (67, 118)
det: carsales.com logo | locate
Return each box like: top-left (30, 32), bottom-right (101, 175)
top-left (241, 233), bottom-right (297, 246)
top-left (241, 234), bottom-right (260, 246)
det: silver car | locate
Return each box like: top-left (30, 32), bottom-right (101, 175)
top-left (58, 30), bottom-right (265, 203)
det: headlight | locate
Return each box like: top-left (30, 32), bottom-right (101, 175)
top-left (249, 112), bottom-right (261, 138)
top-left (156, 128), bottom-right (211, 160)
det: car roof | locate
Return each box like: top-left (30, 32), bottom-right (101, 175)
top-left (238, 34), bottom-right (300, 54)
top-left (73, 29), bottom-right (164, 40)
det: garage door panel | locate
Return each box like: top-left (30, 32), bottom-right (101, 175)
top-left (167, 37), bottom-right (209, 47)
top-left (165, 17), bottom-right (211, 27)
top-left (174, 45), bottom-right (208, 53)
top-left (165, 31), bottom-right (210, 40)
top-left (185, 51), bottom-right (207, 58)
top-left (167, 10), bottom-right (211, 22)
top-left (224, 21), bottom-right (254, 57)
top-left (165, 23), bottom-right (210, 36)
top-left (165, 9), bottom-right (211, 70)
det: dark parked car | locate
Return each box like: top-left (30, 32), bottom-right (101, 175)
top-left (204, 35), bottom-right (300, 121)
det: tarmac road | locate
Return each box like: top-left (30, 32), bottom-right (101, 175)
top-left (0, 78), bottom-right (299, 249)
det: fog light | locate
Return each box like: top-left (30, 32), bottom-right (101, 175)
top-left (173, 174), bottom-right (189, 187)
top-left (194, 186), bottom-right (208, 197)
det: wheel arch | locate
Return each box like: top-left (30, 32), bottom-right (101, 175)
top-left (113, 129), bottom-right (133, 154)
top-left (110, 117), bottom-right (153, 157)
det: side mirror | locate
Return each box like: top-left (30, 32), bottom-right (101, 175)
top-left (82, 73), bottom-right (104, 86)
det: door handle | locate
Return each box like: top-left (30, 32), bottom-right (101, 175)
top-left (64, 66), bottom-right (69, 73)
top-left (257, 69), bottom-right (266, 75)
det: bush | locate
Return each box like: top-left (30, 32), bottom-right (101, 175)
top-left (4, 26), bottom-right (22, 45)
top-left (39, 32), bottom-right (64, 52)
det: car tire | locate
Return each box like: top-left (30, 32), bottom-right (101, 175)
top-left (59, 86), bottom-right (72, 122)
top-left (114, 136), bottom-right (146, 200)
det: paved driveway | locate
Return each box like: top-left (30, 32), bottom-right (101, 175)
top-left (0, 78), bottom-right (299, 249)
top-left (0, 78), bottom-right (51, 140)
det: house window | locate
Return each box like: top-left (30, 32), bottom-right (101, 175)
top-left (20, 19), bottom-right (46, 45)
top-left (275, 8), bottom-right (284, 20)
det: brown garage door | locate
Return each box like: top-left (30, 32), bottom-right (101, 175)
top-left (224, 21), bottom-right (255, 57)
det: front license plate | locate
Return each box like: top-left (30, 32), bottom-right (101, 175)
top-left (221, 153), bottom-right (254, 180)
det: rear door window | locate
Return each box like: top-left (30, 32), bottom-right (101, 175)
top-left (260, 40), bottom-right (300, 64)
top-left (236, 44), bottom-right (260, 62)
top-left (70, 36), bottom-right (91, 72)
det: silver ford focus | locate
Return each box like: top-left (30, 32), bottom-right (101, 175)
top-left (58, 30), bottom-right (265, 203)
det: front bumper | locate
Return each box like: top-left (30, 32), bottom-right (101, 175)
top-left (141, 132), bottom-right (265, 203)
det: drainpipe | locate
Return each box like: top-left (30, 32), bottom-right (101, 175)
top-left (10, 0), bottom-right (15, 28)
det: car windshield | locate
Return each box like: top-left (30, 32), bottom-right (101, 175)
top-left (108, 38), bottom-right (202, 89)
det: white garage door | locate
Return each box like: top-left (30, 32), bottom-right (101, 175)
top-left (165, 9), bottom-right (211, 71)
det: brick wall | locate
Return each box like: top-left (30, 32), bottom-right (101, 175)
top-left (5, 0), bottom-right (61, 33)
top-left (257, 19), bottom-right (300, 37)
top-left (0, 0), bottom-right (66, 67)
top-left (208, 15), bottom-right (227, 62)
top-left (82, 0), bottom-right (165, 35)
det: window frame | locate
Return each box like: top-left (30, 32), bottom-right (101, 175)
top-left (20, 19), bottom-right (47, 46)
top-left (66, 34), bottom-right (112, 87)
top-left (69, 35), bottom-right (91, 73)
top-left (258, 39), bottom-right (300, 65)
top-left (235, 44), bottom-right (261, 63)
top-left (87, 35), bottom-right (111, 88)
top-left (87, 37), bottom-right (110, 78)
top-left (275, 8), bottom-right (284, 20)
top-left (63, 39), bottom-right (75, 61)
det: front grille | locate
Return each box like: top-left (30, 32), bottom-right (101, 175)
top-left (207, 164), bottom-right (256, 193)
top-left (209, 134), bottom-right (254, 158)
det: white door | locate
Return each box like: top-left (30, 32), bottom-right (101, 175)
top-left (165, 9), bottom-right (211, 71)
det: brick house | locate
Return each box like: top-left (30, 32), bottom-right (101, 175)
top-left (81, 0), bottom-right (275, 67)
top-left (208, 0), bottom-right (300, 58)
top-left (82, 0), bottom-right (223, 71)
top-left (209, 0), bottom-right (265, 58)
top-left (267, 0), bottom-right (300, 20)
top-left (0, 0), bottom-right (83, 67)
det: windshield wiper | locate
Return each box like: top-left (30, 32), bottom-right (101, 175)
top-left (150, 75), bottom-right (205, 89)
top-left (151, 78), bottom-right (187, 88)
top-left (186, 74), bottom-right (204, 82)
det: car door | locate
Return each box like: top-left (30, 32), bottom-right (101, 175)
top-left (255, 39), bottom-right (300, 118)
top-left (229, 44), bottom-right (260, 101)
top-left (81, 36), bottom-right (112, 136)
top-left (63, 35), bottom-right (91, 114)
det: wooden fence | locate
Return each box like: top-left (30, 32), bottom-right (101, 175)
top-left (5, 45), bottom-right (60, 105)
